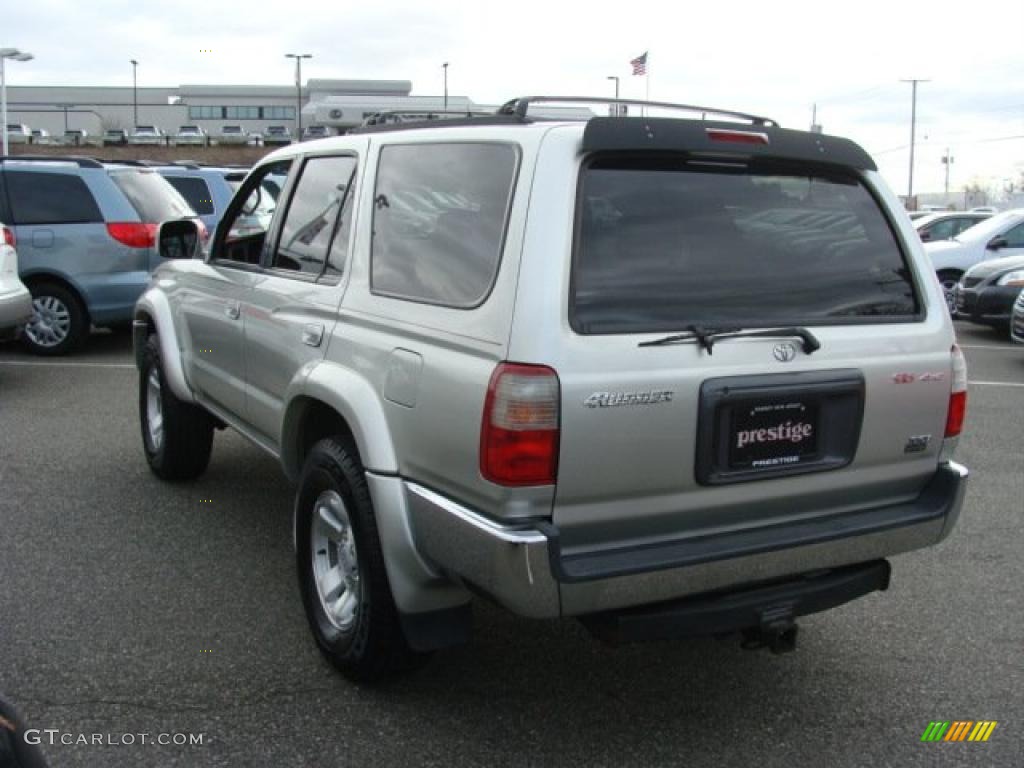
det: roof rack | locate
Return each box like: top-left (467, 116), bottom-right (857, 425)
top-left (360, 108), bottom-right (497, 127)
top-left (496, 96), bottom-right (779, 127)
top-left (0, 154), bottom-right (104, 168)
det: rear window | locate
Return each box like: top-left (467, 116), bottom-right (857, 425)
top-left (110, 170), bottom-right (195, 222)
top-left (4, 171), bottom-right (103, 225)
top-left (572, 158), bottom-right (920, 334)
top-left (164, 176), bottom-right (215, 215)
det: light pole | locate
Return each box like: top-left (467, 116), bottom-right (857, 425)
top-left (57, 103), bottom-right (76, 132)
top-left (942, 148), bottom-right (954, 203)
top-left (607, 75), bottom-right (619, 98)
top-left (442, 62), bottom-right (449, 111)
top-left (607, 76), bottom-right (620, 116)
top-left (285, 53), bottom-right (312, 137)
top-left (2, 48), bottom-right (34, 156)
top-left (901, 78), bottom-right (929, 208)
top-left (130, 59), bottom-right (138, 128)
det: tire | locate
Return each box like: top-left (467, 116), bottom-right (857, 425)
top-left (937, 270), bottom-right (963, 316)
top-left (139, 334), bottom-right (214, 481)
top-left (295, 438), bottom-right (428, 682)
top-left (21, 281), bottom-right (88, 356)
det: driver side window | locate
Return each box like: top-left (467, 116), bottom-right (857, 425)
top-left (216, 160), bottom-right (293, 265)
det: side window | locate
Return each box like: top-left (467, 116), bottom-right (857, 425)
top-left (1002, 222), bottom-right (1024, 248)
top-left (271, 155), bottom-right (357, 278)
top-left (924, 219), bottom-right (955, 241)
top-left (164, 176), bottom-right (215, 215)
top-left (370, 143), bottom-right (518, 307)
top-left (5, 171), bottom-right (102, 225)
top-left (215, 161), bottom-right (293, 265)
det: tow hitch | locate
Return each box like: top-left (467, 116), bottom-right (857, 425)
top-left (740, 606), bottom-right (798, 654)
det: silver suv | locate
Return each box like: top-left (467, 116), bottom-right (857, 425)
top-left (134, 97), bottom-right (969, 681)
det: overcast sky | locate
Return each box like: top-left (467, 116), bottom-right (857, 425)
top-left (5, 0), bottom-right (1023, 198)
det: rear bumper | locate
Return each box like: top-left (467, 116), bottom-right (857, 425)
top-left (405, 461), bottom-right (968, 619)
top-left (0, 285), bottom-right (33, 332)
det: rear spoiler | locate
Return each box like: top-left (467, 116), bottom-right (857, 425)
top-left (582, 118), bottom-right (877, 171)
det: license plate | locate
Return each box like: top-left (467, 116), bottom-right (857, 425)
top-left (728, 400), bottom-right (819, 470)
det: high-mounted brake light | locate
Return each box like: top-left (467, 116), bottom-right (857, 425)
top-left (1, 225), bottom-right (15, 247)
top-left (945, 344), bottom-right (968, 438)
top-left (706, 128), bottom-right (770, 146)
top-left (106, 222), bottom-right (158, 248)
top-left (480, 363), bottom-right (560, 486)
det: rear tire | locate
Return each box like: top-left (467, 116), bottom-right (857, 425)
top-left (295, 437), bottom-right (429, 682)
top-left (22, 281), bottom-right (88, 356)
top-left (139, 334), bottom-right (214, 481)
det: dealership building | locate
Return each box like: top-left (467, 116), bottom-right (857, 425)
top-left (4, 79), bottom-right (478, 138)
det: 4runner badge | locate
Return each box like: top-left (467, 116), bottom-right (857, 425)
top-left (584, 390), bottom-right (674, 408)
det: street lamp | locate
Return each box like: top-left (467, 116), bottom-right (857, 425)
top-left (442, 62), bottom-right (449, 111)
top-left (130, 59), bottom-right (138, 128)
top-left (285, 53), bottom-right (312, 137)
top-left (57, 103), bottom-right (76, 133)
top-left (2, 48), bottom-right (34, 156)
top-left (607, 75), bottom-right (619, 98)
top-left (607, 76), bottom-right (620, 116)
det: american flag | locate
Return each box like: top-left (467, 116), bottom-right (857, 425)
top-left (630, 52), bottom-right (648, 76)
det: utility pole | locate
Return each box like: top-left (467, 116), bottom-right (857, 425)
top-left (901, 78), bottom-right (929, 207)
top-left (442, 62), bottom-right (449, 110)
top-left (2, 48), bottom-right (35, 156)
top-left (130, 59), bottom-right (138, 127)
top-left (285, 54), bottom-right (312, 137)
top-left (942, 148), bottom-right (954, 204)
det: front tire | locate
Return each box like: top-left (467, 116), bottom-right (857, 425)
top-left (295, 438), bottom-right (428, 682)
top-left (937, 270), bottom-right (962, 316)
top-left (22, 281), bottom-right (88, 356)
top-left (139, 335), bottom-right (214, 481)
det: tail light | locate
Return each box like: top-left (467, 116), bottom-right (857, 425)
top-left (480, 363), bottom-right (560, 486)
top-left (106, 222), bottom-right (158, 248)
top-left (945, 344), bottom-right (968, 438)
top-left (1, 225), bottom-right (15, 247)
top-left (706, 128), bottom-right (770, 145)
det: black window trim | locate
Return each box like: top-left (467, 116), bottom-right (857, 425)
top-left (261, 151), bottom-right (360, 286)
top-left (209, 158), bottom-right (296, 271)
top-left (568, 151), bottom-right (926, 336)
top-left (368, 139), bottom-right (522, 310)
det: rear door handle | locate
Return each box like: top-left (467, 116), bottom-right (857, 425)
top-left (224, 301), bottom-right (240, 320)
top-left (302, 323), bottom-right (324, 347)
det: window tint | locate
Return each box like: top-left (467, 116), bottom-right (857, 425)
top-left (273, 156), bottom-right (357, 277)
top-left (371, 143), bottom-right (517, 306)
top-left (110, 170), bottom-right (194, 222)
top-left (1002, 222), bottom-right (1024, 248)
top-left (164, 176), bottom-right (215, 215)
top-left (924, 218), bottom-right (956, 240)
top-left (572, 160), bottom-right (919, 334)
top-left (217, 161), bottom-right (293, 265)
top-left (5, 171), bottom-right (102, 225)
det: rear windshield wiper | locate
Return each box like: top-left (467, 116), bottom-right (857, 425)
top-left (638, 325), bottom-right (820, 355)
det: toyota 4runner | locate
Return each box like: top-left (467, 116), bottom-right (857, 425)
top-left (134, 97), bottom-right (969, 681)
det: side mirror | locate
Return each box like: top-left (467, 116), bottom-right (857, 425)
top-left (987, 236), bottom-right (1008, 251)
top-left (157, 219), bottom-right (201, 260)
top-left (919, 230), bottom-right (933, 242)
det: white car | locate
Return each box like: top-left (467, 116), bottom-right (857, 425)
top-left (5, 124), bottom-right (32, 144)
top-left (173, 125), bottom-right (207, 146)
top-left (129, 126), bottom-right (166, 146)
top-left (924, 209), bottom-right (1024, 311)
top-left (30, 129), bottom-right (51, 145)
top-left (0, 225), bottom-right (32, 341)
top-left (217, 125), bottom-right (250, 145)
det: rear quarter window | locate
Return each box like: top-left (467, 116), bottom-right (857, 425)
top-left (572, 158), bottom-right (920, 333)
top-left (164, 176), bottom-right (215, 215)
top-left (370, 142), bottom-right (519, 307)
top-left (110, 170), bottom-right (195, 222)
top-left (4, 170), bottom-right (103, 225)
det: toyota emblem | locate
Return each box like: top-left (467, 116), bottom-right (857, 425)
top-left (773, 342), bottom-right (797, 362)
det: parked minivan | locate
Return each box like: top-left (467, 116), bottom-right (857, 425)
top-left (0, 157), bottom-right (200, 354)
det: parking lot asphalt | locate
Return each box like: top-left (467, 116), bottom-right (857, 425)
top-left (0, 323), bottom-right (1021, 768)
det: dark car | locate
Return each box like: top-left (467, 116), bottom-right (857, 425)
top-left (954, 253), bottom-right (1024, 328)
top-left (914, 211), bottom-right (991, 242)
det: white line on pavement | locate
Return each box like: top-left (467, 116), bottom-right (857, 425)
top-left (0, 360), bottom-right (134, 370)
top-left (970, 380), bottom-right (1024, 388)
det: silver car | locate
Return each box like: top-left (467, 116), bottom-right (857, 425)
top-left (134, 96), bottom-right (969, 682)
top-left (0, 224), bottom-right (32, 339)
